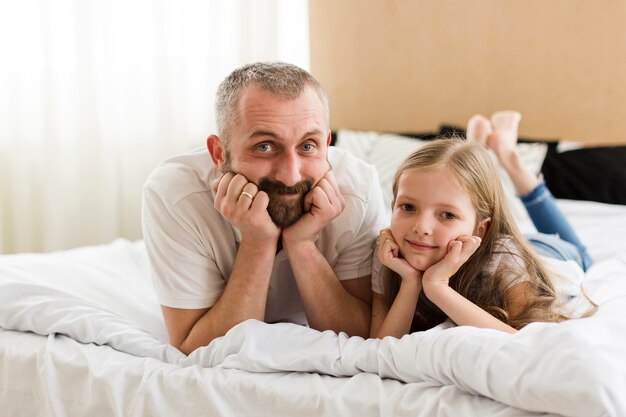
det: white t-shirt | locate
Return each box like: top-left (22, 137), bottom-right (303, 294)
top-left (142, 146), bottom-right (387, 325)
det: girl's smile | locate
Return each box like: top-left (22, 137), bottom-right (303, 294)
top-left (390, 165), bottom-right (488, 271)
top-left (405, 239), bottom-right (438, 251)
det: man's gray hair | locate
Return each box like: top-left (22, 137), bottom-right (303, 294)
top-left (215, 62), bottom-right (329, 145)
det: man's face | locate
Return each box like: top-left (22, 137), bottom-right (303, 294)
top-left (220, 85), bottom-right (330, 228)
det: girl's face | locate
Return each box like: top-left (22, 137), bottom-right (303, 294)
top-left (390, 166), bottom-right (489, 271)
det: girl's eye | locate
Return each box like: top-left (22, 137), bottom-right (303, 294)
top-left (400, 203), bottom-right (415, 212)
top-left (256, 143), bottom-right (272, 152)
top-left (442, 212), bottom-right (456, 220)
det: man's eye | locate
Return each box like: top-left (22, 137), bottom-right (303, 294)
top-left (301, 143), bottom-right (315, 152)
top-left (256, 143), bottom-right (272, 152)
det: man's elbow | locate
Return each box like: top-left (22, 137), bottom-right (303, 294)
top-left (175, 336), bottom-right (217, 356)
top-left (177, 339), bottom-right (195, 356)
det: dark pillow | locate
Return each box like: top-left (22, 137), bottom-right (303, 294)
top-left (334, 126), bottom-right (626, 205)
top-left (438, 124), bottom-right (467, 138)
top-left (438, 124), bottom-right (559, 144)
top-left (541, 144), bottom-right (626, 205)
top-left (439, 124), bottom-right (626, 204)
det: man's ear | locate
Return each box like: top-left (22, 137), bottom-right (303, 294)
top-left (326, 130), bottom-right (332, 146)
top-left (207, 135), bottom-right (225, 171)
top-left (476, 217), bottom-right (491, 239)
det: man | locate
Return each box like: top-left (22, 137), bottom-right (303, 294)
top-left (142, 62), bottom-right (386, 354)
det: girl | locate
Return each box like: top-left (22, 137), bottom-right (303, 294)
top-left (370, 113), bottom-right (593, 337)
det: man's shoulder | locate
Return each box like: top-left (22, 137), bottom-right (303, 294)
top-left (325, 147), bottom-right (387, 237)
top-left (144, 147), bottom-right (217, 205)
top-left (328, 147), bottom-right (379, 201)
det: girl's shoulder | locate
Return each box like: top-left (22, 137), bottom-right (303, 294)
top-left (485, 237), bottom-right (528, 290)
top-left (371, 237), bottom-right (385, 294)
top-left (488, 236), bottom-right (525, 264)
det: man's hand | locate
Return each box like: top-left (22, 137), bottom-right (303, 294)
top-left (213, 172), bottom-right (280, 243)
top-left (282, 170), bottom-right (345, 247)
top-left (422, 235), bottom-right (481, 294)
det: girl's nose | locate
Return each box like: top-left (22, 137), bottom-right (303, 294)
top-left (412, 215), bottom-right (433, 236)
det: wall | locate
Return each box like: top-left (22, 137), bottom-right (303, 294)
top-left (309, 0), bottom-right (626, 145)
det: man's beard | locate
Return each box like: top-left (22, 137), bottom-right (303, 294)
top-left (258, 178), bottom-right (312, 228)
top-left (222, 153), bottom-right (312, 228)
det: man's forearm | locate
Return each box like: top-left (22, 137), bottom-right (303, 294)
top-left (284, 241), bottom-right (371, 337)
top-left (178, 240), bottom-right (276, 354)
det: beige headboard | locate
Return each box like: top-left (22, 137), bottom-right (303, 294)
top-left (309, 0), bottom-right (626, 145)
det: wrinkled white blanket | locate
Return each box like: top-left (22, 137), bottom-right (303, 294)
top-left (1, 240), bottom-right (625, 417)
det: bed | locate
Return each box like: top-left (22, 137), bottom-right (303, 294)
top-left (2, 130), bottom-right (626, 417)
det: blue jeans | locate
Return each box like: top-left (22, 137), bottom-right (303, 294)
top-left (521, 182), bottom-right (592, 271)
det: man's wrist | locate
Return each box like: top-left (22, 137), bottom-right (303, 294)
top-left (281, 238), bottom-right (318, 258)
top-left (239, 236), bottom-right (280, 256)
top-left (281, 227), bottom-right (319, 247)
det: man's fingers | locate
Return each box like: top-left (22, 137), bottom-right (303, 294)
top-left (237, 183), bottom-right (259, 207)
top-left (249, 190), bottom-right (270, 212)
top-left (308, 185), bottom-right (331, 211)
top-left (303, 189), bottom-right (314, 212)
top-left (210, 177), bottom-right (221, 193)
top-left (225, 174), bottom-right (250, 202)
top-left (317, 171), bottom-right (345, 209)
top-left (308, 178), bottom-right (338, 211)
top-left (215, 172), bottom-right (235, 198)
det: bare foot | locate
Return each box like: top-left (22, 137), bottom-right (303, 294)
top-left (466, 114), bottom-right (492, 145)
top-left (488, 111), bottom-right (521, 166)
top-left (489, 111), bottom-right (538, 194)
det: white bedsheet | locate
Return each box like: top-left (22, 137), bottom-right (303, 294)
top-left (2, 328), bottom-right (538, 417)
top-left (2, 200), bottom-right (626, 416)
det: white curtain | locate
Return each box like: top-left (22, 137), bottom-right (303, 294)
top-left (0, 0), bottom-right (309, 254)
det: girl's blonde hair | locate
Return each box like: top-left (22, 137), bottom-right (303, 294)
top-left (384, 138), bottom-right (567, 330)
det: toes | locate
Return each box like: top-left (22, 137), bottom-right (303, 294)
top-left (466, 114), bottom-right (492, 145)
top-left (490, 111), bottom-right (521, 141)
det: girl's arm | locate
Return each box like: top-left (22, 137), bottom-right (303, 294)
top-left (370, 280), bottom-right (421, 339)
top-left (370, 229), bottom-right (422, 339)
top-left (421, 236), bottom-right (518, 334)
top-left (504, 280), bottom-right (534, 319)
top-left (422, 285), bottom-right (517, 334)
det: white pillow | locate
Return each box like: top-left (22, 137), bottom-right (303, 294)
top-left (335, 129), bottom-right (547, 233)
top-left (336, 130), bottom-right (428, 215)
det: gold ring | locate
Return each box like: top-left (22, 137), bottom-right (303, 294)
top-left (240, 191), bottom-right (254, 200)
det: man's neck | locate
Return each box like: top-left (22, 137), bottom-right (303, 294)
top-left (276, 238), bottom-right (283, 254)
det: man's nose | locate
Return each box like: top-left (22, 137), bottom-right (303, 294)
top-left (274, 150), bottom-right (302, 187)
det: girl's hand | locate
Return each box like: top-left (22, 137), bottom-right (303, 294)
top-left (422, 235), bottom-right (481, 292)
top-left (377, 229), bottom-right (421, 283)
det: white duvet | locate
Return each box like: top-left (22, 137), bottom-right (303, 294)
top-left (1, 237), bottom-right (626, 417)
